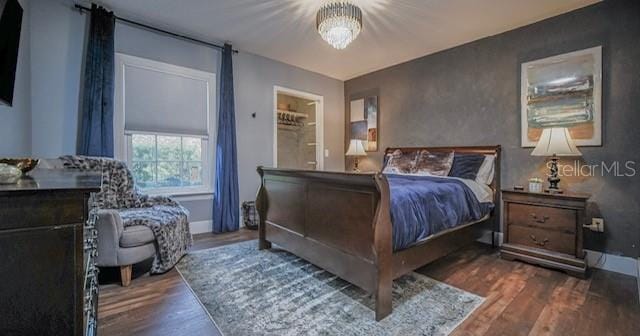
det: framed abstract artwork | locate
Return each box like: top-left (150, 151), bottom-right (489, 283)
top-left (521, 46), bottom-right (602, 147)
top-left (349, 92), bottom-right (378, 151)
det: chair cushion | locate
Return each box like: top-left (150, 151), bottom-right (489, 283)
top-left (120, 225), bottom-right (155, 248)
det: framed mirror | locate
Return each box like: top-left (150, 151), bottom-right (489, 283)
top-left (349, 91), bottom-right (379, 152)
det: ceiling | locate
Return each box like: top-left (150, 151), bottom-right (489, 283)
top-left (95, 0), bottom-right (600, 81)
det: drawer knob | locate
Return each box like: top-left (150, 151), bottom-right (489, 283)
top-left (530, 213), bottom-right (550, 224)
top-left (529, 234), bottom-right (549, 247)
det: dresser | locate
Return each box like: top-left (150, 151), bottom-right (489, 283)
top-left (500, 189), bottom-right (590, 278)
top-left (0, 169), bottom-right (101, 335)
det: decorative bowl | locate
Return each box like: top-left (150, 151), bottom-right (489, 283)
top-left (0, 163), bottom-right (23, 184)
top-left (0, 158), bottom-right (40, 174)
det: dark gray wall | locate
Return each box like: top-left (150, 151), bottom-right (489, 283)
top-left (344, 0), bottom-right (640, 257)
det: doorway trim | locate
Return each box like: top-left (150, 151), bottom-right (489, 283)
top-left (273, 86), bottom-right (324, 170)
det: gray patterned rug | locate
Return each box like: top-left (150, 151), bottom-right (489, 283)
top-left (176, 241), bottom-right (484, 336)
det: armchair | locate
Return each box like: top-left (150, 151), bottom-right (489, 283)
top-left (94, 209), bottom-right (155, 286)
top-left (58, 156), bottom-right (192, 286)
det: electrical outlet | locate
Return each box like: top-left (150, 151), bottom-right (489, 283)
top-left (324, 149), bottom-right (329, 158)
top-left (592, 218), bottom-right (604, 232)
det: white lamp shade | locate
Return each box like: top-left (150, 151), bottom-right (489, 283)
top-left (346, 139), bottom-right (367, 156)
top-left (531, 127), bottom-right (582, 157)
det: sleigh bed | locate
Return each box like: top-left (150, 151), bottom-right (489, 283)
top-left (256, 145), bottom-right (501, 320)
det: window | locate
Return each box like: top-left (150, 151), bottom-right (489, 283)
top-left (128, 133), bottom-right (207, 190)
top-left (115, 53), bottom-right (216, 195)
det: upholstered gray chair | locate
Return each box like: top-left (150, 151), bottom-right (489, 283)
top-left (94, 209), bottom-right (156, 286)
top-left (54, 156), bottom-right (192, 286)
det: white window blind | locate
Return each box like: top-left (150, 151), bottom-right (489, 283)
top-left (122, 58), bottom-right (212, 136)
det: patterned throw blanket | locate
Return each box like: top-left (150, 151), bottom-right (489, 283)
top-left (60, 155), bottom-right (192, 274)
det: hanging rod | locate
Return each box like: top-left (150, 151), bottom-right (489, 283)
top-left (74, 4), bottom-right (238, 53)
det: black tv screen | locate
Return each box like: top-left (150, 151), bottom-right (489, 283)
top-left (0, 0), bottom-right (23, 107)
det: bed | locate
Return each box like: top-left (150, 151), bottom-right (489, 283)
top-left (256, 145), bottom-right (501, 320)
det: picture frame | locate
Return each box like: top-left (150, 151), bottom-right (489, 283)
top-left (349, 90), bottom-right (379, 152)
top-left (520, 46), bottom-right (602, 147)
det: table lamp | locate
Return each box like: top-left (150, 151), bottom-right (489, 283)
top-left (531, 127), bottom-right (582, 193)
top-left (346, 139), bottom-right (367, 172)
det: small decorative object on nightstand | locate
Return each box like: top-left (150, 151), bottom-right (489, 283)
top-left (528, 177), bottom-right (543, 193)
top-left (501, 189), bottom-right (590, 278)
top-left (345, 139), bottom-right (367, 172)
top-left (531, 127), bottom-right (582, 193)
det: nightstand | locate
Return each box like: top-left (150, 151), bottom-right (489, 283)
top-left (500, 189), bottom-right (590, 278)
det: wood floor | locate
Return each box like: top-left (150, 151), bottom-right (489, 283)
top-left (98, 229), bottom-right (639, 336)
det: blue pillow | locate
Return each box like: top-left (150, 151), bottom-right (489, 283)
top-left (448, 153), bottom-right (485, 180)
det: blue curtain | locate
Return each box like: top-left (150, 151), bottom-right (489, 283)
top-left (78, 4), bottom-right (115, 157)
top-left (213, 44), bottom-right (240, 233)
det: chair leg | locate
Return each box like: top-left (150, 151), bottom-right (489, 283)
top-left (120, 265), bottom-right (132, 287)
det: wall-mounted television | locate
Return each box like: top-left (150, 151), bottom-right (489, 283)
top-left (0, 0), bottom-right (23, 107)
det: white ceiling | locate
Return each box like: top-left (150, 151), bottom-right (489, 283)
top-left (95, 0), bottom-right (600, 81)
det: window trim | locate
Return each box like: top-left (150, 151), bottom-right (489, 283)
top-left (114, 53), bottom-right (216, 195)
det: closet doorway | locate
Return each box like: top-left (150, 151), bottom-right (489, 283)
top-left (273, 86), bottom-right (324, 170)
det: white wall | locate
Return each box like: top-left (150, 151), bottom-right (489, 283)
top-left (23, 0), bottom-right (345, 226)
top-left (29, 0), bottom-right (86, 157)
top-left (115, 21), bottom-right (345, 209)
top-left (0, 0), bottom-right (31, 157)
top-left (234, 52), bottom-right (344, 205)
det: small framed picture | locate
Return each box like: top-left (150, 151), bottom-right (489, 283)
top-left (349, 92), bottom-right (379, 152)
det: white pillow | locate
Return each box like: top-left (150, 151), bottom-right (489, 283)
top-left (475, 155), bottom-right (495, 185)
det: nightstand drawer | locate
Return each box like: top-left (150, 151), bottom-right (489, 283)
top-left (507, 203), bottom-right (576, 233)
top-left (508, 225), bottom-right (575, 255)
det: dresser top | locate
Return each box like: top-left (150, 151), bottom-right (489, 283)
top-left (0, 169), bottom-right (101, 193)
top-left (502, 188), bottom-right (590, 200)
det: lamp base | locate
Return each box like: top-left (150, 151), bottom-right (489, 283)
top-left (352, 157), bottom-right (361, 172)
top-left (547, 156), bottom-right (561, 191)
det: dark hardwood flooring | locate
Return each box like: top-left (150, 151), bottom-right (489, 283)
top-left (98, 229), bottom-right (639, 336)
top-left (98, 230), bottom-right (257, 336)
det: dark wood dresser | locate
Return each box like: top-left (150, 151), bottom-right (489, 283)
top-left (0, 169), bottom-right (101, 335)
top-left (500, 189), bottom-right (590, 278)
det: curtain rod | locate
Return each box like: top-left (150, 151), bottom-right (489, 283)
top-left (74, 4), bottom-right (238, 53)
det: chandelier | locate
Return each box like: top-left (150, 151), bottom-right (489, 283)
top-left (316, 2), bottom-right (362, 50)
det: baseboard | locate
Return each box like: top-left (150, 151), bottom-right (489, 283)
top-left (190, 219), bottom-right (246, 235)
top-left (637, 258), bottom-right (640, 304)
top-left (190, 220), bottom-right (213, 234)
top-left (477, 231), bottom-right (504, 245)
top-left (477, 231), bottom-right (637, 278)
top-left (584, 250), bottom-right (638, 277)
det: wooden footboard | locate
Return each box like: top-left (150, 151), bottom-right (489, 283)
top-left (255, 145), bottom-right (500, 321)
top-left (255, 168), bottom-right (393, 320)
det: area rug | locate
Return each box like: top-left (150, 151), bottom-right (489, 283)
top-left (176, 241), bottom-right (484, 336)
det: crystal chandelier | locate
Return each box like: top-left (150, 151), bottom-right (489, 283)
top-left (316, 1), bottom-right (362, 50)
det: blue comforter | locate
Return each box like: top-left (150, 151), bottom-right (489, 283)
top-left (387, 174), bottom-right (493, 251)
